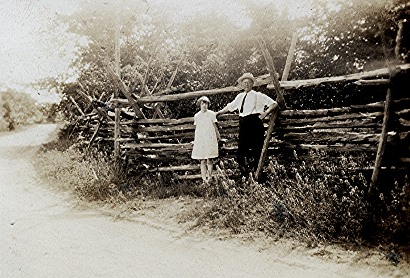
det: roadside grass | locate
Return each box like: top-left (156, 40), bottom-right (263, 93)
top-left (36, 137), bottom-right (204, 203)
top-left (36, 137), bottom-right (410, 263)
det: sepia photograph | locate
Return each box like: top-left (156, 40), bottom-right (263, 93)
top-left (1, 0), bottom-right (409, 276)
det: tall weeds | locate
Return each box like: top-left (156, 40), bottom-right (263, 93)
top-left (36, 139), bottom-right (409, 247)
top-left (36, 146), bottom-right (129, 203)
top-left (187, 150), bottom-right (409, 247)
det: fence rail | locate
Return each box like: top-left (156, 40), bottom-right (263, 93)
top-left (71, 64), bottom-right (410, 180)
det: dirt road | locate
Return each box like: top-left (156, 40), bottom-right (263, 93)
top-left (0, 124), bottom-right (408, 277)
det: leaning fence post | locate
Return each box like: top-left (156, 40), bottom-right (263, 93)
top-left (369, 23), bottom-right (397, 194)
top-left (255, 33), bottom-right (297, 181)
top-left (114, 12), bottom-right (121, 162)
top-left (369, 77), bottom-right (393, 194)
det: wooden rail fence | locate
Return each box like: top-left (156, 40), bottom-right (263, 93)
top-left (71, 63), bottom-right (410, 181)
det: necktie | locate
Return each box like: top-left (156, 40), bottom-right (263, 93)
top-left (240, 93), bottom-right (248, 114)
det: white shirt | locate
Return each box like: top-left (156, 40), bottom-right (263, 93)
top-left (226, 90), bottom-right (276, 117)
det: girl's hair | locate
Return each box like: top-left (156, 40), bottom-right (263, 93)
top-left (196, 96), bottom-right (210, 107)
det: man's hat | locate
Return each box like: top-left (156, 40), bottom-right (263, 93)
top-left (237, 72), bottom-right (256, 84)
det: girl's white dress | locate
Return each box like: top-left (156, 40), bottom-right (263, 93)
top-left (191, 110), bottom-right (218, 159)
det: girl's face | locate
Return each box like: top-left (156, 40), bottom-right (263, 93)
top-left (200, 101), bottom-right (209, 111)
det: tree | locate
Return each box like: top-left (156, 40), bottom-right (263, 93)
top-left (0, 90), bottom-right (45, 131)
top-left (53, 0), bottom-right (407, 119)
top-left (293, 0), bottom-right (404, 79)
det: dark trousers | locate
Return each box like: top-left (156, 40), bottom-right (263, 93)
top-left (238, 114), bottom-right (264, 177)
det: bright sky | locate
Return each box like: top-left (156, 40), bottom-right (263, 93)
top-left (0, 0), bottom-right (81, 102)
top-left (0, 0), bottom-right (317, 102)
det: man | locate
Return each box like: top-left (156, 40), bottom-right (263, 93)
top-left (216, 73), bottom-right (278, 177)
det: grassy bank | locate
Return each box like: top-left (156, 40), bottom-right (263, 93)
top-left (36, 135), bottom-right (410, 264)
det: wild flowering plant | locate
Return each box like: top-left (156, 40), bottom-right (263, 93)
top-left (190, 150), bottom-right (372, 244)
top-left (265, 151), bottom-right (370, 243)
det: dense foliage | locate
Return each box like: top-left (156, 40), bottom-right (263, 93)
top-left (47, 0), bottom-right (409, 119)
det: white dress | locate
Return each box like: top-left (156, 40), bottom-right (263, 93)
top-left (191, 110), bottom-right (218, 159)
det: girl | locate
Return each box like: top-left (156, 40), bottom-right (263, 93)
top-left (192, 96), bottom-right (220, 183)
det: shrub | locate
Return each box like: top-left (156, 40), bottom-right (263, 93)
top-left (265, 152), bottom-right (370, 243)
top-left (185, 150), bottom-right (408, 246)
top-left (367, 173), bottom-right (410, 245)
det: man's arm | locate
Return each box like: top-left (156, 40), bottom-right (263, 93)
top-left (217, 93), bottom-right (242, 116)
top-left (259, 102), bottom-right (278, 120)
top-left (216, 106), bottom-right (230, 116)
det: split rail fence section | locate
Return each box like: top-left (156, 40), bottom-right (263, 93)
top-left (71, 64), bottom-right (409, 181)
top-left (97, 63), bottom-right (410, 180)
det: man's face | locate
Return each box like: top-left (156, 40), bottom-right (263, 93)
top-left (242, 78), bottom-right (254, 91)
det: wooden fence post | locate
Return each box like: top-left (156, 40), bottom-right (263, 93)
top-left (114, 12), bottom-right (121, 161)
top-left (369, 86), bottom-right (392, 194)
top-left (255, 33), bottom-right (297, 181)
top-left (395, 20), bottom-right (404, 60)
top-left (77, 83), bottom-right (111, 121)
top-left (105, 65), bottom-right (146, 119)
top-left (257, 35), bottom-right (286, 107)
top-left (69, 96), bottom-right (85, 117)
top-left (369, 23), bottom-right (397, 194)
top-left (282, 32), bottom-right (298, 82)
